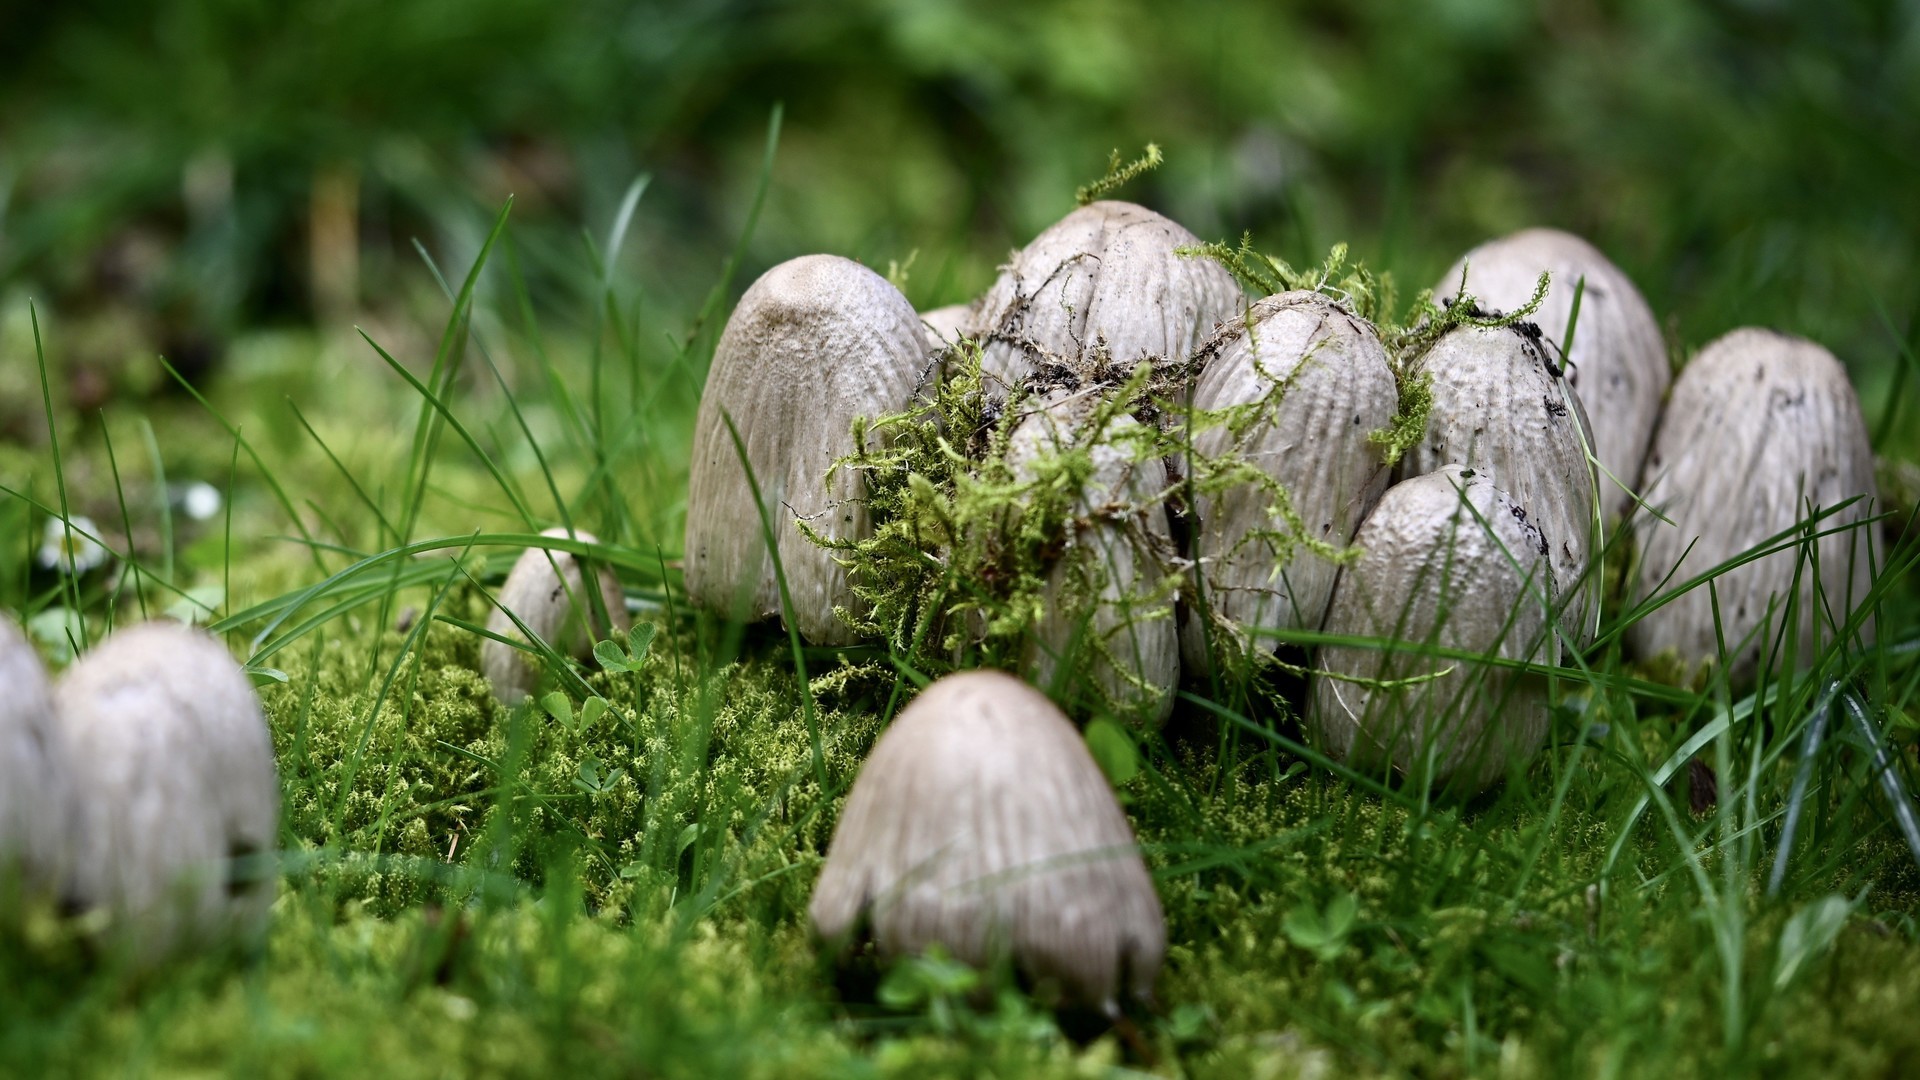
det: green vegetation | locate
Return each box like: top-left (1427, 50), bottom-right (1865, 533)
top-left (4, 3), bottom-right (1920, 1075)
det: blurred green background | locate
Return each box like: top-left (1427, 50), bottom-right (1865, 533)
top-left (2, 0), bottom-right (1916, 429)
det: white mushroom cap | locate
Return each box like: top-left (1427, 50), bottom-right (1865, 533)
top-left (1435, 228), bottom-right (1668, 519)
top-left (1629, 329), bottom-right (1878, 685)
top-left (685, 254), bottom-right (935, 645)
top-left (810, 670), bottom-right (1165, 1015)
top-left (918, 303), bottom-right (977, 350)
top-left (482, 527), bottom-right (631, 704)
top-left (53, 621), bottom-right (279, 963)
top-left (1402, 321), bottom-right (1599, 646)
top-left (1182, 292), bottom-right (1400, 672)
top-left (0, 614), bottom-right (75, 908)
top-left (1310, 465), bottom-right (1557, 793)
top-left (974, 201), bottom-right (1244, 399)
top-left (1004, 391), bottom-right (1180, 724)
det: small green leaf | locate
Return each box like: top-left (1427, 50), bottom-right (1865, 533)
top-left (580, 696), bottom-right (609, 729)
top-left (1774, 894), bottom-right (1855, 990)
top-left (541, 692), bottom-right (574, 732)
top-left (1085, 718), bottom-right (1139, 786)
top-left (245, 665), bottom-right (289, 687)
top-left (627, 622), bottom-right (658, 662)
top-left (675, 823), bottom-right (701, 856)
top-left (1284, 892), bottom-right (1359, 961)
top-left (592, 638), bottom-right (631, 672)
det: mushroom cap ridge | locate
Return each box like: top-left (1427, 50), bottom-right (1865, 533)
top-left (810, 670), bottom-right (1165, 1014)
top-left (685, 254), bottom-right (932, 644)
top-left (1435, 228), bottom-right (1667, 519)
top-left (1629, 328), bottom-right (1877, 684)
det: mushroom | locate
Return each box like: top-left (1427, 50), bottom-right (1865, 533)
top-left (973, 200), bottom-right (1243, 400)
top-left (0, 614), bottom-right (74, 908)
top-left (1310, 465), bottom-right (1557, 793)
top-left (1629, 328), bottom-right (1878, 685)
top-left (482, 527), bottom-right (631, 704)
top-left (810, 669), bottom-right (1165, 1016)
top-left (1004, 391), bottom-right (1180, 724)
top-left (685, 254), bottom-right (934, 644)
top-left (1181, 291), bottom-right (1400, 672)
top-left (1435, 229), bottom-right (1667, 519)
top-left (1400, 321), bottom-right (1599, 646)
top-left (918, 303), bottom-right (976, 350)
top-left (53, 621), bottom-right (279, 963)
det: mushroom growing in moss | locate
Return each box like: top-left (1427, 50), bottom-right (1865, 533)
top-left (1400, 321), bottom-right (1599, 645)
top-left (685, 254), bottom-right (935, 644)
top-left (1630, 328), bottom-right (1878, 685)
top-left (810, 669), bottom-right (1164, 1017)
top-left (1004, 391), bottom-right (1181, 724)
top-left (973, 200), bottom-right (1243, 399)
top-left (1181, 291), bottom-right (1400, 673)
top-left (0, 613), bottom-right (74, 910)
top-left (482, 527), bottom-right (630, 704)
top-left (53, 621), bottom-right (279, 964)
top-left (1310, 465), bottom-right (1558, 794)
top-left (1435, 228), bottom-right (1667, 519)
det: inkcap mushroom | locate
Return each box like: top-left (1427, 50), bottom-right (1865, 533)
top-left (1310, 465), bottom-right (1557, 794)
top-left (685, 254), bottom-right (934, 644)
top-left (918, 303), bottom-right (976, 350)
top-left (1629, 328), bottom-right (1878, 686)
top-left (53, 621), bottom-right (280, 964)
top-left (1, 613), bottom-right (74, 910)
top-left (973, 200), bottom-right (1243, 401)
top-left (1181, 291), bottom-right (1400, 672)
top-left (810, 669), bottom-right (1165, 1018)
top-left (1436, 229), bottom-right (1667, 519)
top-left (483, 527), bottom-right (631, 704)
top-left (1004, 390), bottom-right (1181, 724)
top-left (1400, 320), bottom-right (1599, 645)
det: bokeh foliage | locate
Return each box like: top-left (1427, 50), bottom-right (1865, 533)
top-left (3, 0), bottom-right (1915, 409)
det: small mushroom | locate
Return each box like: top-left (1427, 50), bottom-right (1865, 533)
top-left (483, 527), bottom-right (631, 704)
top-left (974, 200), bottom-right (1243, 398)
top-left (1401, 321), bottom-right (1599, 645)
top-left (1004, 391), bottom-right (1180, 724)
top-left (685, 255), bottom-right (934, 644)
top-left (1629, 329), bottom-right (1878, 685)
top-left (918, 303), bottom-right (976, 350)
top-left (0, 614), bottom-right (74, 907)
top-left (1435, 229), bottom-right (1667, 519)
top-left (1310, 466), bottom-right (1557, 793)
top-left (1181, 291), bottom-right (1400, 672)
top-left (53, 621), bottom-right (279, 963)
top-left (810, 669), bottom-right (1165, 1016)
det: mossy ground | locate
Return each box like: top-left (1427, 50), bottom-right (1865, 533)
top-left (4, 218), bottom-right (1920, 1077)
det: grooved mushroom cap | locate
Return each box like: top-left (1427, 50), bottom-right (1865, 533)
top-left (1629, 329), bottom-right (1877, 685)
top-left (483, 527), bottom-right (631, 704)
top-left (1435, 229), bottom-right (1667, 519)
top-left (1182, 292), bottom-right (1400, 671)
top-left (1401, 322), bottom-right (1599, 646)
top-left (974, 201), bottom-right (1244, 398)
top-left (52, 621), bottom-right (279, 963)
top-left (1005, 392), bottom-right (1180, 724)
top-left (1310, 466), bottom-right (1557, 793)
top-left (685, 255), bottom-right (934, 645)
top-left (1, 614), bottom-right (74, 905)
top-left (809, 670), bottom-right (1165, 1015)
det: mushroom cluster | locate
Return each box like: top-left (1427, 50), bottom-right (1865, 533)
top-left (682, 201), bottom-right (1883, 1016)
top-left (0, 616), bottom-right (280, 966)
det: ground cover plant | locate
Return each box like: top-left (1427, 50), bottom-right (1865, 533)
top-left (4, 108), bottom-right (1920, 1074)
